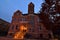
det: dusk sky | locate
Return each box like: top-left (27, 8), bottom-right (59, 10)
top-left (0, 0), bottom-right (43, 23)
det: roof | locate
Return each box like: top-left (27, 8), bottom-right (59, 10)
top-left (28, 2), bottom-right (34, 6)
top-left (0, 18), bottom-right (10, 24)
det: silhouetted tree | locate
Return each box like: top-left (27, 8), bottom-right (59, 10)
top-left (39, 0), bottom-right (60, 38)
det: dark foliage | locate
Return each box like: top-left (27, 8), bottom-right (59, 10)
top-left (39, 0), bottom-right (60, 38)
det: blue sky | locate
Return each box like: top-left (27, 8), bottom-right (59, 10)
top-left (0, 0), bottom-right (43, 22)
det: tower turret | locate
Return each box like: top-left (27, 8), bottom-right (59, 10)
top-left (28, 2), bottom-right (34, 14)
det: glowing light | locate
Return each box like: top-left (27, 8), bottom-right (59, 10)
top-left (20, 25), bottom-right (27, 31)
top-left (14, 25), bottom-right (27, 39)
top-left (14, 32), bottom-right (24, 39)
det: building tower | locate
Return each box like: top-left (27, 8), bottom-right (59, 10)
top-left (28, 2), bottom-right (34, 14)
top-left (7, 2), bottom-right (54, 39)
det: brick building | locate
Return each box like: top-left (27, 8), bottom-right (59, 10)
top-left (0, 18), bottom-right (10, 36)
top-left (8, 2), bottom-right (54, 39)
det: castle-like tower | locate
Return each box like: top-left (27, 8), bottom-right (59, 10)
top-left (8, 2), bottom-right (53, 39)
top-left (28, 2), bottom-right (34, 14)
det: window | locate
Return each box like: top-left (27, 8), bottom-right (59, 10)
top-left (9, 33), bottom-right (14, 37)
top-left (29, 28), bottom-right (34, 32)
top-left (31, 28), bottom-right (34, 32)
top-left (16, 25), bottom-right (18, 30)
top-left (22, 18), bottom-right (26, 21)
top-left (30, 21), bottom-right (34, 27)
top-left (38, 26), bottom-right (42, 31)
top-left (30, 21), bottom-right (34, 24)
top-left (30, 15), bottom-right (34, 20)
top-left (30, 16), bottom-right (35, 27)
top-left (13, 18), bottom-right (16, 21)
top-left (29, 28), bottom-right (31, 31)
top-left (37, 18), bottom-right (40, 22)
top-left (23, 30), bottom-right (26, 32)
